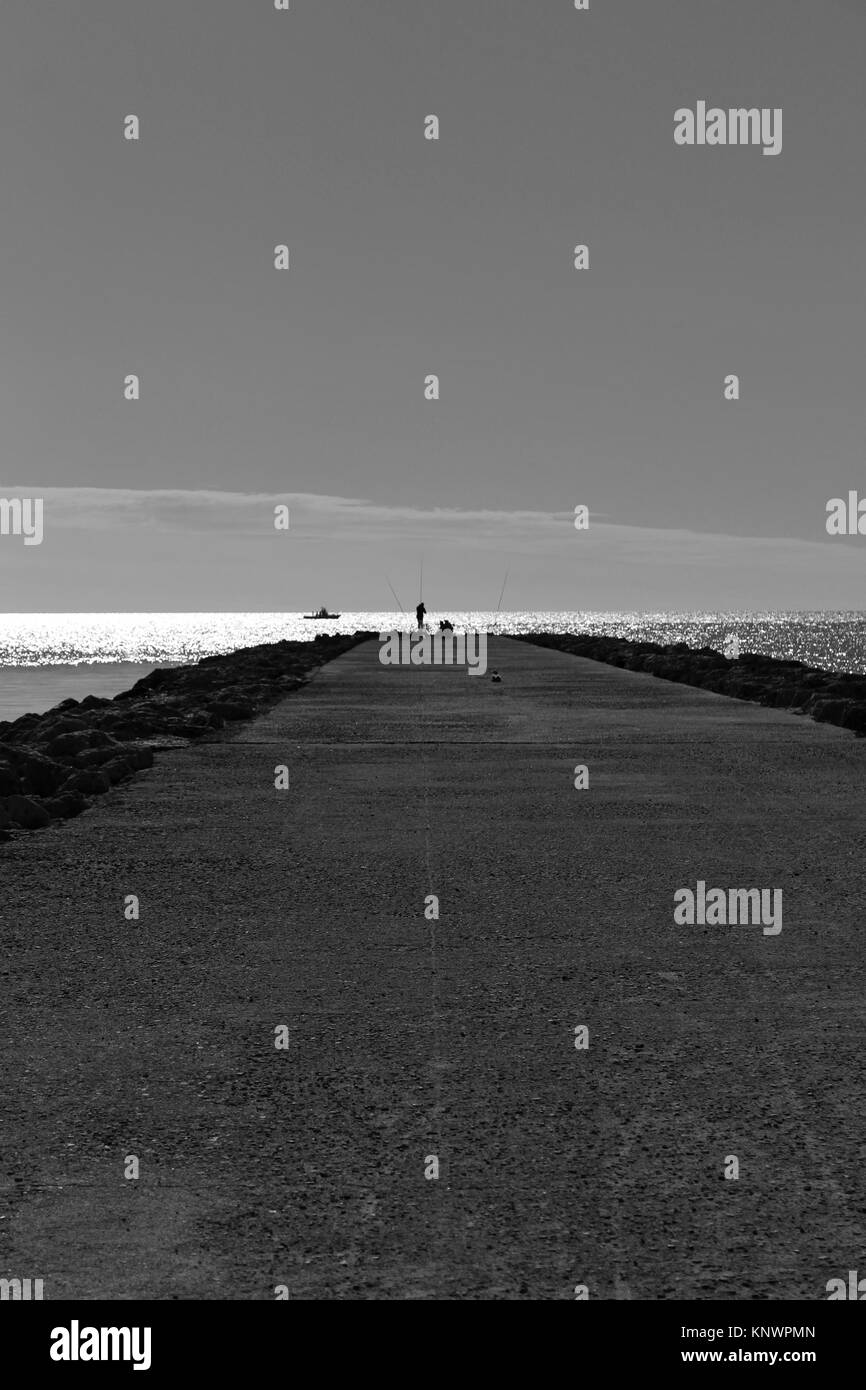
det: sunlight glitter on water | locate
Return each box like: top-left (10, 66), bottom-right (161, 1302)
top-left (1, 611), bottom-right (865, 672)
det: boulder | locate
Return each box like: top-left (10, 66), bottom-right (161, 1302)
top-left (46, 729), bottom-right (117, 758)
top-left (181, 719), bottom-right (213, 738)
top-left (208, 700), bottom-right (255, 720)
top-left (0, 762), bottom-right (22, 795)
top-left (841, 704), bottom-right (866, 734)
top-left (725, 679), bottom-right (768, 701)
top-left (43, 791), bottom-right (88, 819)
top-left (1, 794), bottom-right (51, 829)
top-left (809, 699), bottom-right (853, 725)
top-left (3, 712), bottom-right (42, 743)
top-left (3, 748), bottom-right (68, 797)
top-left (73, 747), bottom-right (126, 769)
top-left (62, 769), bottom-right (111, 795)
top-left (759, 685), bottom-right (801, 708)
top-left (100, 758), bottom-right (134, 785)
top-left (126, 746), bottom-right (155, 771)
top-left (34, 715), bottom-right (90, 740)
top-left (97, 715), bottom-right (158, 740)
top-left (75, 742), bottom-right (151, 771)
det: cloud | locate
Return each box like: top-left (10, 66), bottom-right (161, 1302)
top-left (0, 485), bottom-right (859, 564)
top-left (3, 485), bottom-right (579, 545)
top-left (2, 487), bottom-right (864, 615)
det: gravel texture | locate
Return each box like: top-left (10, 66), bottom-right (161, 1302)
top-left (1, 636), bottom-right (863, 1300)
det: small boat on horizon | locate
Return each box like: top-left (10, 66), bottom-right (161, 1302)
top-left (304, 605), bottom-right (341, 619)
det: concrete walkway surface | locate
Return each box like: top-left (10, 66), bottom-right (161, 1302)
top-left (2, 636), bottom-right (864, 1299)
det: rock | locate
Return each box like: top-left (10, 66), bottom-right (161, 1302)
top-left (45, 731), bottom-right (92, 757)
top-left (97, 715), bottom-right (158, 740)
top-left (158, 720), bottom-right (196, 739)
top-left (124, 668), bottom-right (176, 696)
top-left (819, 678), bottom-right (866, 699)
top-left (720, 678), bottom-right (766, 701)
top-left (3, 712), bottom-right (42, 743)
top-left (100, 758), bottom-right (134, 785)
top-left (181, 720), bottom-right (211, 739)
top-left (841, 704), bottom-right (866, 734)
top-left (43, 791), bottom-right (88, 819)
top-left (34, 715), bottom-right (90, 740)
top-left (46, 729), bottom-right (117, 758)
top-left (1, 794), bottom-right (51, 829)
top-left (1, 748), bottom-right (68, 797)
top-left (126, 746), bottom-right (155, 771)
top-left (74, 747), bottom-right (125, 769)
top-left (759, 685), bottom-right (801, 708)
top-left (207, 700), bottom-right (255, 720)
top-left (809, 699), bottom-right (854, 724)
top-left (72, 742), bottom-right (153, 772)
top-left (62, 769), bottom-right (111, 795)
top-left (0, 763), bottom-right (22, 795)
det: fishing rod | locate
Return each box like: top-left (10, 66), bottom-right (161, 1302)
top-left (385, 575), bottom-right (406, 614)
top-left (496, 566), bottom-right (510, 613)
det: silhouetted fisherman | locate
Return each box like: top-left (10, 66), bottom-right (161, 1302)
top-left (416, 601), bottom-right (426, 629)
top-left (439, 619), bottom-right (453, 632)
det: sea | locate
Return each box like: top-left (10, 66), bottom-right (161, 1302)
top-left (1, 611), bottom-right (865, 723)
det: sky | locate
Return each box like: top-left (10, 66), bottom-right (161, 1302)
top-left (1, 0), bottom-right (864, 611)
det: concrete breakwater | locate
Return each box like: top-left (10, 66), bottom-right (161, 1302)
top-left (4, 635), bottom-right (866, 1298)
top-left (516, 633), bottom-right (866, 737)
top-left (0, 633), bottom-right (373, 838)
